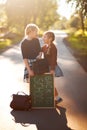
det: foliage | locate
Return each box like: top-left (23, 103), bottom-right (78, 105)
top-left (53, 17), bottom-right (68, 30)
top-left (69, 15), bottom-right (81, 29)
top-left (0, 0), bottom-right (59, 51)
top-left (0, 39), bottom-right (12, 49)
top-left (67, 0), bottom-right (87, 17)
top-left (0, 35), bottom-right (22, 50)
top-left (74, 29), bottom-right (87, 37)
top-left (5, 0), bottom-right (59, 33)
top-left (67, 0), bottom-right (87, 31)
top-left (84, 18), bottom-right (87, 29)
top-left (0, 5), bottom-right (7, 27)
top-left (67, 29), bottom-right (87, 54)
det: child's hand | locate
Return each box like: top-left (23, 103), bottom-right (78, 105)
top-left (36, 52), bottom-right (43, 60)
top-left (50, 70), bottom-right (55, 75)
top-left (36, 55), bottom-right (41, 60)
top-left (29, 69), bottom-right (34, 76)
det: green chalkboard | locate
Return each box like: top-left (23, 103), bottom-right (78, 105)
top-left (30, 74), bottom-right (55, 108)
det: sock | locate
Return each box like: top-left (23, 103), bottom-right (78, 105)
top-left (55, 96), bottom-right (59, 101)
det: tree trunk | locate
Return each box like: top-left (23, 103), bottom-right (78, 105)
top-left (80, 10), bottom-right (84, 32)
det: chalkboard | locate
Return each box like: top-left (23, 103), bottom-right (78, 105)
top-left (30, 74), bottom-right (55, 108)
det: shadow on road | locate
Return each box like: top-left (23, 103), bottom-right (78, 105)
top-left (11, 106), bottom-right (74, 130)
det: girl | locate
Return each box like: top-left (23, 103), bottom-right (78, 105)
top-left (42, 31), bottom-right (62, 103)
top-left (21, 23), bottom-right (41, 82)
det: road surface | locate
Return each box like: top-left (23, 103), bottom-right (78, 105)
top-left (0, 30), bottom-right (87, 130)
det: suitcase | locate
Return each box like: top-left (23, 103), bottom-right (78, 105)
top-left (30, 74), bottom-right (55, 108)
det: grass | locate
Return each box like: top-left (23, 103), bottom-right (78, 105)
top-left (0, 39), bottom-right (12, 49)
top-left (68, 36), bottom-right (87, 54)
top-left (63, 29), bottom-right (87, 72)
top-left (0, 36), bottom-right (22, 52)
top-left (67, 29), bottom-right (87, 55)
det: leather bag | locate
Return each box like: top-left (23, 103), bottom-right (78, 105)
top-left (10, 91), bottom-right (32, 111)
top-left (32, 58), bottom-right (49, 75)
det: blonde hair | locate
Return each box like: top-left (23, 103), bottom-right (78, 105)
top-left (25, 23), bottom-right (39, 36)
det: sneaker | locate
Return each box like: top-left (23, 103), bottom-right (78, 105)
top-left (55, 97), bottom-right (63, 104)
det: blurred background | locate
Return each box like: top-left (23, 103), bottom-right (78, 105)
top-left (0, 0), bottom-right (87, 71)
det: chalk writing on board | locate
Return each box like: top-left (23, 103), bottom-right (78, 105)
top-left (30, 74), bottom-right (55, 108)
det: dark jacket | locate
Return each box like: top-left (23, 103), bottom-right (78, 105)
top-left (42, 43), bottom-right (57, 70)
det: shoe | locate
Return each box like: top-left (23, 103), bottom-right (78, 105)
top-left (55, 97), bottom-right (63, 104)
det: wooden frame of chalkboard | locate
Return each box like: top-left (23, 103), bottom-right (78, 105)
top-left (30, 74), bottom-right (55, 108)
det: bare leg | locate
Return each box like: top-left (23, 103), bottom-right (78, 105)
top-left (55, 87), bottom-right (58, 97)
top-left (54, 83), bottom-right (62, 103)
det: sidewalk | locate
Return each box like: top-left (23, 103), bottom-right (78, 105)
top-left (0, 31), bottom-right (87, 130)
top-left (55, 33), bottom-right (87, 130)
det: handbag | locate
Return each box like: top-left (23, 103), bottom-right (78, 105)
top-left (32, 58), bottom-right (49, 75)
top-left (10, 91), bottom-right (32, 111)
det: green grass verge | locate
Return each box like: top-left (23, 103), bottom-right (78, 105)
top-left (68, 36), bottom-right (87, 55)
top-left (0, 39), bottom-right (12, 49)
top-left (0, 36), bottom-right (22, 51)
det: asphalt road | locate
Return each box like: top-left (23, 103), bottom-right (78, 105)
top-left (0, 30), bottom-right (87, 130)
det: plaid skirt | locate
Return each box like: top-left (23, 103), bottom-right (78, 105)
top-left (55, 65), bottom-right (63, 77)
top-left (23, 59), bottom-right (36, 82)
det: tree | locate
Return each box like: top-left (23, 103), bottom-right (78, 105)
top-left (69, 14), bottom-right (81, 29)
top-left (5, 0), bottom-right (59, 33)
top-left (67, 0), bottom-right (87, 31)
top-left (0, 4), bottom-right (7, 27)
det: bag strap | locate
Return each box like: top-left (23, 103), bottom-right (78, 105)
top-left (17, 91), bottom-right (28, 96)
